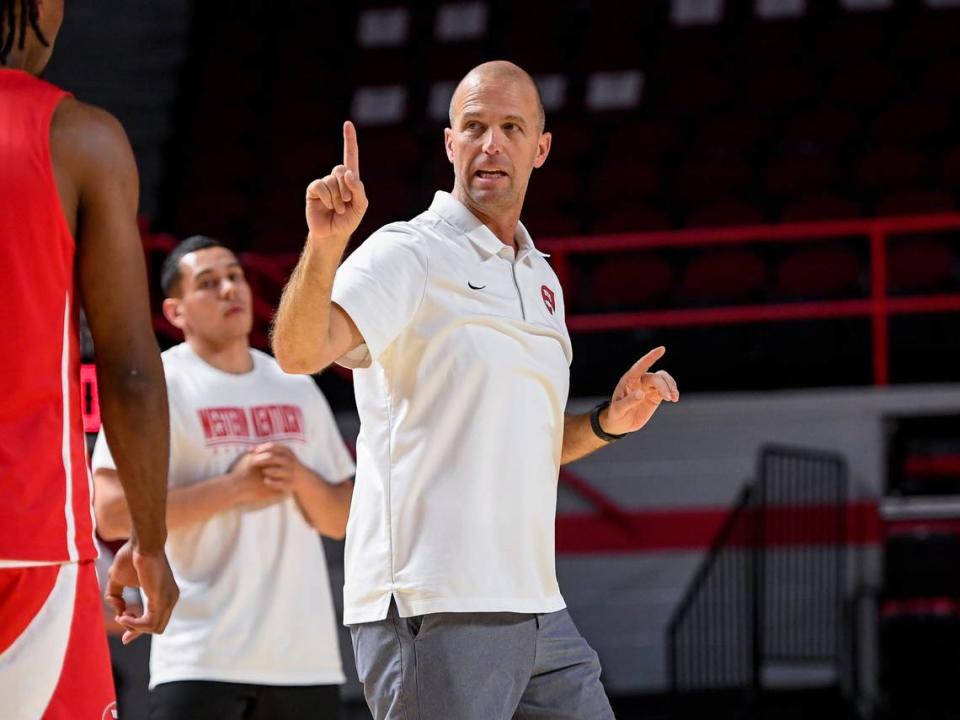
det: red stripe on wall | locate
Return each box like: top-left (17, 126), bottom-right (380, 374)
top-left (555, 501), bottom-right (881, 554)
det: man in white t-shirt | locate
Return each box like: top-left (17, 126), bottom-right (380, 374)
top-left (272, 61), bottom-right (679, 720)
top-left (92, 235), bottom-right (355, 720)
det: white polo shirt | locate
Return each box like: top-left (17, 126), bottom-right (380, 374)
top-left (332, 191), bottom-right (572, 624)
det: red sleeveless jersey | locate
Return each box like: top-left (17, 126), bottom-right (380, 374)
top-left (0, 69), bottom-right (97, 563)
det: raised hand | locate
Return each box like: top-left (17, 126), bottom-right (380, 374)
top-left (305, 121), bottom-right (368, 249)
top-left (105, 540), bottom-right (179, 645)
top-left (603, 346), bottom-right (679, 436)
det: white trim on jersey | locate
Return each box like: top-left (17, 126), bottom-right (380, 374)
top-left (0, 562), bottom-right (78, 719)
top-left (60, 293), bottom-right (78, 562)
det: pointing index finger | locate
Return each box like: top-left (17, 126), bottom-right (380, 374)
top-left (343, 120), bottom-right (360, 178)
top-left (631, 346), bottom-right (666, 376)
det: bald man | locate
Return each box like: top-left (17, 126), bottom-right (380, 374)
top-left (272, 61), bottom-right (679, 719)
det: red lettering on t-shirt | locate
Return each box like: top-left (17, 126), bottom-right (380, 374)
top-left (251, 404), bottom-right (305, 441)
top-left (198, 407), bottom-right (251, 445)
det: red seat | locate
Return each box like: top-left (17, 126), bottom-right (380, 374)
top-left (686, 201), bottom-right (763, 228)
top-left (876, 189), bottom-right (956, 216)
top-left (677, 250), bottom-right (767, 305)
top-left (782, 106), bottom-right (861, 148)
top-left (590, 205), bottom-right (671, 234)
top-left (775, 248), bottom-right (864, 299)
top-left (588, 161), bottom-right (663, 212)
top-left (521, 210), bottom-right (583, 239)
top-left (888, 240), bottom-right (956, 294)
top-left (692, 110), bottom-right (772, 153)
top-left (659, 67), bottom-right (732, 114)
top-left (672, 156), bottom-right (753, 201)
top-left (827, 60), bottom-right (900, 109)
top-left (605, 120), bottom-right (681, 161)
top-left (893, 15), bottom-right (960, 62)
top-left (780, 193), bottom-right (861, 221)
top-left (589, 253), bottom-right (673, 310)
top-left (763, 152), bottom-right (839, 197)
top-left (524, 169), bottom-right (580, 212)
top-left (872, 103), bottom-right (951, 145)
top-left (918, 59), bottom-right (960, 102)
top-left (747, 65), bottom-right (815, 109)
top-left (854, 146), bottom-right (927, 193)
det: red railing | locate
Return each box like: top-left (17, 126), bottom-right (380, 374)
top-left (538, 213), bottom-right (960, 386)
top-left (150, 213), bottom-right (960, 386)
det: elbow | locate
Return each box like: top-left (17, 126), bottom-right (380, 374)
top-left (273, 345), bottom-right (326, 376)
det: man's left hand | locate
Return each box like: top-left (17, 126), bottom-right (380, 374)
top-left (250, 443), bottom-right (309, 492)
top-left (602, 346), bottom-right (679, 436)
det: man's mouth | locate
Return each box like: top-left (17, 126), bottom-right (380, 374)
top-left (475, 169), bottom-right (508, 179)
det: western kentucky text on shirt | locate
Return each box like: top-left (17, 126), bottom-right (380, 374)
top-left (197, 405), bottom-right (306, 446)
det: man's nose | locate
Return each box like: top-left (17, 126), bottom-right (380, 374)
top-left (481, 128), bottom-right (504, 155)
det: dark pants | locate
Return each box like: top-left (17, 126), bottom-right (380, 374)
top-left (148, 680), bottom-right (342, 720)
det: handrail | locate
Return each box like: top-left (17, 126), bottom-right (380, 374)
top-left (149, 212), bottom-right (960, 386)
top-left (537, 212), bottom-right (960, 386)
top-left (668, 483), bottom-right (754, 633)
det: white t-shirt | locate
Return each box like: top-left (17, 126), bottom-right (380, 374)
top-left (92, 344), bottom-right (355, 688)
top-left (332, 191), bottom-right (573, 624)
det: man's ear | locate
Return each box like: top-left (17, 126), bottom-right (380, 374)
top-left (162, 297), bottom-right (186, 330)
top-left (444, 127), bottom-right (456, 164)
top-left (533, 131), bottom-right (552, 169)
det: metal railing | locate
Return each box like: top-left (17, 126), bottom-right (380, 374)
top-left (667, 446), bottom-right (849, 717)
top-left (146, 213), bottom-right (960, 386)
top-left (538, 213), bottom-right (960, 386)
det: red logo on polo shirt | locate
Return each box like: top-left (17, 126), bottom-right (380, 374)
top-left (541, 285), bottom-right (556, 315)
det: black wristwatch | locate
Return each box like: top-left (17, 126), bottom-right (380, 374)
top-left (589, 400), bottom-right (628, 442)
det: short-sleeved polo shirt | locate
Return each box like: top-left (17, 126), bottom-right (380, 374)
top-left (332, 191), bottom-right (573, 624)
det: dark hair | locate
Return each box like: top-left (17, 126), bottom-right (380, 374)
top-left (160, 235), bottom-right (229, 297)
top-left (0, 0), bottom-right (48, 65)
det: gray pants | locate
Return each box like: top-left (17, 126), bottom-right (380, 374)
top-left (350, 602), bottom-right (615, 720)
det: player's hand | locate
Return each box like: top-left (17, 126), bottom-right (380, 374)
top-left (250, 442), bottom-right (310, 492)
top-left (105, 540), bottom-right (179, 645)
top-left (305, 121), bottom-right (368, 250)
top-left (602, 346), bottom-right (679, 436)
top-left (228, 451), bottom-right (289, 507)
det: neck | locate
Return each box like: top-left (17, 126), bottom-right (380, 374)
top-left (1, 50), bottom-right (30, 72)
top-left (453, 188), bottom-right (522, 251)
top-left (186, 335), bottom-right (253, 374)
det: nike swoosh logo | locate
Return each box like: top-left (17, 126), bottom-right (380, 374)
top-left (468, 282), bottom-right (486, 290)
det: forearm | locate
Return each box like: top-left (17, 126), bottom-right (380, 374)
top-left (272, 240), bottom-right (345, 374)
top-left (165, 475), bottom-right (243, 530)
top-left (560, 410), bottom-right (610, 465)
top-left (95, 470), bottom-right (242, 538)
top-left (97, 357), bottom-right (169, 553)
top-left (294, 471), bottom-right (353, 539)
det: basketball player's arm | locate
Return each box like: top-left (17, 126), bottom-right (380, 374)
top-left (51, 99), bottom-right (178, 642)
top-left (94, 455), bottom-right (289, 538)
top-left (273, 121), bottom-right (367, 373)
top-left (560, 347), bottom-right (679, 465)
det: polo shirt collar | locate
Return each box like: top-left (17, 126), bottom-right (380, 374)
top-left (429, 191), bottom-right (545, 261)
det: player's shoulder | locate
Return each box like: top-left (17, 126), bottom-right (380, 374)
top-left (49, 98), bottom-right (134, 173)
